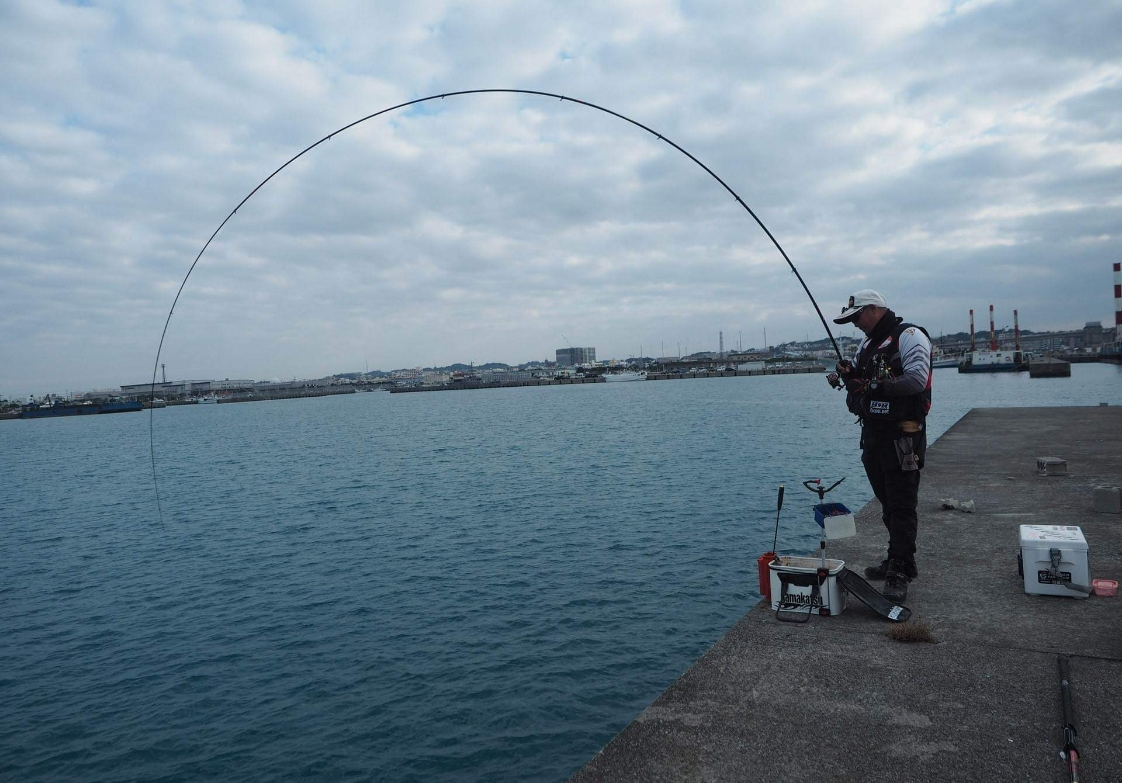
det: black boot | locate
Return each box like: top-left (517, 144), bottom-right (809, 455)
top-left (864, 559), bottom-right (918, 581)
top-left (882, 560), bottom-right (910, 603)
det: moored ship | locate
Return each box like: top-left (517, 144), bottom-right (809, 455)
top-left (20, 400), bottom-right (144, 418)
top-left (603, 370), bottom-right (648, 382)
top-left (957, 305), bottom-right (1029, 372)
top-left (930, 349), bottom-right (962, 369)
top-left (957, 350), bottom-right (1029, 373)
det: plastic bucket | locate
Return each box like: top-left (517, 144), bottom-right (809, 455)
top-left (814, 502), bottom-right (856, 539)
top-left (758, 552), bottom-right (778, 601)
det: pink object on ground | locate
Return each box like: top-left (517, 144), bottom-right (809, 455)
top-left (1092, 579), bottom-right (1118, 597)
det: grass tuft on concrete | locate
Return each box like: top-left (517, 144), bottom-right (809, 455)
top-left (887, 620), bottom-right (937, 643)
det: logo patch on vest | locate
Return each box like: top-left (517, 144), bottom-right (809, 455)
top-left (869, 400), bottom-right (891, 415)
top-left (877, 336), bottom-right (894, 350)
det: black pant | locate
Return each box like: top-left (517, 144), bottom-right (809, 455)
top-left (860, 428), bottom-right (925, 567)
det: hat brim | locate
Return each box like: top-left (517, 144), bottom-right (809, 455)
top-left (833, 306), bottom-right (864, 324)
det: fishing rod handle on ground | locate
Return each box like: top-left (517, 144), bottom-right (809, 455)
top-left (1059, 657), bottom-right (1077, 744)
top-left (1058, 656), bottom-right (1080, 783)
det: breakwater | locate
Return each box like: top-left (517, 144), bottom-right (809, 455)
top-left (390, 376), bottom-right (605, 393)
top-left (391, 365), bottom-right (826, 394)
top-left (646, 365), bottom-right (825, 380)
top-left (572, 406), bottom-right (1122, 782)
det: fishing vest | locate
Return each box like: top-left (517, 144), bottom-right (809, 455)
top-left (848, 316), bottom-right (932, 425)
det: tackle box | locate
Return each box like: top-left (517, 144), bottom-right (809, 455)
top-left (1018, 525), bottom-right (1089, 598)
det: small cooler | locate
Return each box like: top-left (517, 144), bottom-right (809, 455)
top-left (1018, 525), bottom-right (1089, 598)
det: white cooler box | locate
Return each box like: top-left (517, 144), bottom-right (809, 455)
top-left (769, 556), bottom-right (846, 618)
top-left (1019, 525), bottom-right (1089, 598)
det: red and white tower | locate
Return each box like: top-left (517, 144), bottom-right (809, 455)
top-left (969, 309), bottom-right (976, 352)
top-left (1013, 310), bottom-right (1021, 352)
top-left (1115, 262), bottom-right (1121, 331)
top-left (989, 304), bottom-right (997, 351)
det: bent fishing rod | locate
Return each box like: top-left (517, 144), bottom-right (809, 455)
top-left (148, 88), bottom-right (843, 521)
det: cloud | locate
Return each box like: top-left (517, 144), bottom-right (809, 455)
top-left (1, 0), bottom-right (1119, 393)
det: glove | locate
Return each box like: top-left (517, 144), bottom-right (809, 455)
top-left (836, 360), bottom-right (854, 377)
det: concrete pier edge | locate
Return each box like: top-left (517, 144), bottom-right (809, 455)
top-left (571, 407), bottom-right (1122, 783)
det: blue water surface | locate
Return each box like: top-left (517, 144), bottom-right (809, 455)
top-left (2, 364), bottom-right (1119, 781)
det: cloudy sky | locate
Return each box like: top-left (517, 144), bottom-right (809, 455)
top-left (2, 0), bottom-right (1119, 393)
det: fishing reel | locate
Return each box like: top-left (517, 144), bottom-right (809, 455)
top-left (826, 360), bottom-right (852, 391)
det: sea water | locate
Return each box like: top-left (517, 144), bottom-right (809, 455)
top-left (2, 364), bottom-right (1119, 781)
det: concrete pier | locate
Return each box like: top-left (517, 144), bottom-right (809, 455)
top-left (1029, 357), bottom-right (1073, 378)
top-left (571, 407), bottom-right (1122, 783)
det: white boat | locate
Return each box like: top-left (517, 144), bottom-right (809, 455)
top-left (197, 395), bottom-right (219, 404)
top-left (931, 343), bottom-right (963, 368)
top-left (604, 371), bottom-right (647, 382)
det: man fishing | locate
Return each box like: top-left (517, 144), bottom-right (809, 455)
top-left (828, 290), bottom-right (932, 603)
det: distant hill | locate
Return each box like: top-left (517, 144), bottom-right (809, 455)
top-left (333, 371), bottom-right (390, 379)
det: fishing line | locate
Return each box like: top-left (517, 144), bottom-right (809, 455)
top-left (148, 88), bottom-right (842, 523)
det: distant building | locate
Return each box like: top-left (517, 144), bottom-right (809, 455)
top-left (119, 380), bottom-right (203, 396)
top-left (556, 347), bottom-right (596, 366)
top-left (253, 378), bottom-right (331, 391)
top-left (1020, 321), bottom-right (1106, 353)
top-left (485, 369), bottom-right (534, 382)
top-left (118, 378), bottom-right (255, 397)
top-left (211, 379), bottom-right (254, 391)
top-left (82, 388), bottom-right (127, 400)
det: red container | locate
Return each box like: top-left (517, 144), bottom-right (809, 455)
top-left (758, 552), bottom-right (778, 601)
top-left (1092, 578), bottom-right (1117, 597)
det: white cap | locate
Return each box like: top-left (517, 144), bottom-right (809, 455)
top-left (833, 289), bottom-right (888, 324)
